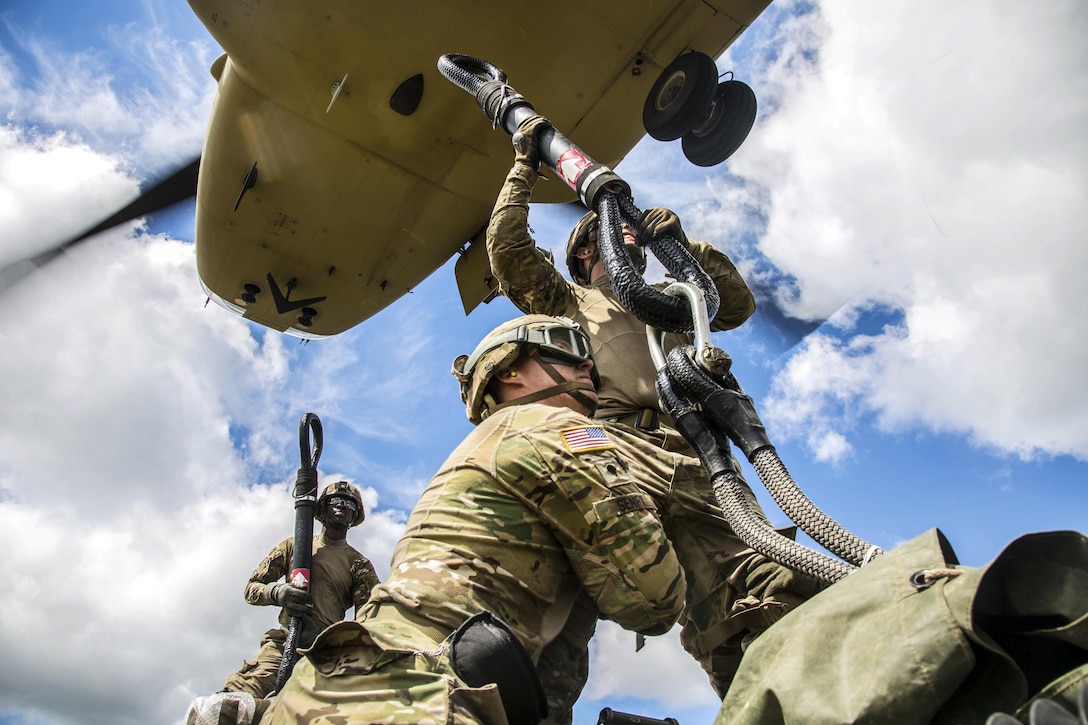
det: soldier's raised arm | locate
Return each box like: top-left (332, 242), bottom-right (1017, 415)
top-left (486, 116), bottom-right (577, 317)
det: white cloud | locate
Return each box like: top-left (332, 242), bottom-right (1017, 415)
top-left (1, 18), bottom-right (215, 171)
top-left (0, 44), bottom-right (19, 111)
top-left (1, 228), bottom-right (281, 509)
top-left (0, 478), bottom-right (402, 725)
top-left (101, 22), bottom-right (220, 164)
top-left (728, 0), bottom-right (1088, 461)
top-left (0, 125), bottom-right (138, 265)
top-left (585, 621), bottom-right (720, 710)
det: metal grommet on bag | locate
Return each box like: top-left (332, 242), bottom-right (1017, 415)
top-left (909, 568), bottom-right (962, 591)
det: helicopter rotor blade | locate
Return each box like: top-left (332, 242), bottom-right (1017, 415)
top-left (64, 156), bottom-right (201, 247)
top-left (0, 155), bottom-right (201, 291)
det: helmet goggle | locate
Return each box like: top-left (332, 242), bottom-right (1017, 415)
top-left (532, 326), bottom-right (593, 367)
top-left (326, 496), bottom-right (358, 513)
top-left (463, 322), bottom-right (593, 376)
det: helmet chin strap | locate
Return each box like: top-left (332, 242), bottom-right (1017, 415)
top-left (586, 247), bottom-right (601, 281)
top-left (489, 349), bottom-right (598, 417)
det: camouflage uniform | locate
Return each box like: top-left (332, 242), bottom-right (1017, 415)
top-left (260, 403), bottom-right (687, 724)
top-left (222, 532), bottom-right (380, 697)
top-left (487, 162), bottom-right (820, 712)
top-left (487, 163), bottom-right (755, 424)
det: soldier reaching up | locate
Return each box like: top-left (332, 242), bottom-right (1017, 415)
top-left (488, 116), bottom-right (820, 718)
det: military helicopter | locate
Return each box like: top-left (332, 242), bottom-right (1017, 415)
top-left (7, 0), bottom-right (771, 339)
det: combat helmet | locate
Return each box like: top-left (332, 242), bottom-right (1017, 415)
top-left (315, 481), bottom-right (365, 527)
top-left (452, 314), bottom-right (600, 424)
top-left (565, 211), bottom-right (647, 285)
top-left (566, 211), bottom-right (599, 285)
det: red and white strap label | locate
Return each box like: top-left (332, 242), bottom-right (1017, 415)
top-left (290, 568), bottom-right (311, 590)
top-left (556, 148), bottom-right (592, 190)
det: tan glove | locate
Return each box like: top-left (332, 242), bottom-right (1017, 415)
top-left (512, 115), bottom-right (552, 170)
top-left (637, 207), bottom-right (688, 246)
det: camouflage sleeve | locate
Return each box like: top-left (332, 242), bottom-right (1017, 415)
top-left (486, 162), bottom-right (578, 316)
top-left (350, 555), bottom-right (381, 614)
top-left (243, 537), bottom-right (293, 606)
top-left (501, 416), bottom-right (686, 635)
top-left (686, 238), bottom-right (756, 331)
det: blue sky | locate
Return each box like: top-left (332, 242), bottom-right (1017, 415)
top-left (1, 1), bottom-right (1086, 723)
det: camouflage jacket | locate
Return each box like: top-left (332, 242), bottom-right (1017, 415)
top-left (244, 532), bottom-right (380, 631)
top-left (359, 403), bottom-right (687, 660)
top-left (486, 162), bottom-right (756, 420)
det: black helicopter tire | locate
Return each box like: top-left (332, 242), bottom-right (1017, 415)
top-left (681, 79), bottom-right (757, 167)
top-left (642, 52), bottom-right (719, 142)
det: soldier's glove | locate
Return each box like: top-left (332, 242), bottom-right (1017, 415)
top-left (511, 115), bottom-right (552, 170)
top-left (297, 614), bottom-right (320, 649)
top-left (267, 582), bottom-right (313, 618)
top-left (637, 207), bottom-right (688, 247)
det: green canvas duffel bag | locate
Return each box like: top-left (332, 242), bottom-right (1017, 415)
top-left (718, 528), bottom-right (1088, 724)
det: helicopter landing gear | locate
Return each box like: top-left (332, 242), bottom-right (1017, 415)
top-left (642, 52), bottom-right (718, 141)
top-left (643, 53), bottom-right (758, 166)
top-left (681, 76), bottom-right (757, 167)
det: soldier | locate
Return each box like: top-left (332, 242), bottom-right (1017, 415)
top-left (220, 481), bottom-right (380, 698)
top-left (260, 315), bottom-right (688, 725)
top-left (487, 115), bottom-right (821, 717)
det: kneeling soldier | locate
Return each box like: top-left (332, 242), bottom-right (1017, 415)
top-left (261, 316), bottom-right (688, 724)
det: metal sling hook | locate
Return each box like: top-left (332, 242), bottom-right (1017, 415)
top-left (300, 412), bottom-right (323, 475)
top-left (647, 282), bottom-right (715, 371)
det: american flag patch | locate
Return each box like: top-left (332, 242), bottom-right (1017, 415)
top-left (560, 426), bottom-right (615, 453)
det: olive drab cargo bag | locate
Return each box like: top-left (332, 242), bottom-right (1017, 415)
top-left (717, 528), bottom-right (1088, 724)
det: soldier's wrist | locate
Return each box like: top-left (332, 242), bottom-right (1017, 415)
top-left (512, 159), bottom-right (539, 176)
top-left (513, 158), bottom-right (540, 175)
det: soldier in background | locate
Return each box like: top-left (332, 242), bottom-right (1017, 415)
top-left (220, 481), bottom-right (380, 698)
top-left (487, 116), bottom-right (821, 719)
top-left (261, 315), bottom-right (689, 724)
